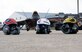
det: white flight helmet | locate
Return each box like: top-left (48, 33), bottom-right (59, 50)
top-left (37, 18), bottom-right (50, 25)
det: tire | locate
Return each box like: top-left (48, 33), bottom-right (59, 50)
top-left (26, 28), bottom-right (30, 31)
top-left (61, 24), bottom-right (70, 34)
top-left (44, 29), bottom-right (48, 34)
top-left (36, 28), bottom-right (40, 34)
top-left (36, 31), bottom-right (40, 34)
top-left (71, 24), bottom-right (78, 34)
top-left (26, 24), bottom-right (30, 31)
top-left (3, 25), bottom-right (11, 35)
top-left (5, 32), bottom-right (11, 35)
top-left (36, 29), bottom-right (48, 34)
top-left (44, 29), bottom-right (50, 34)
top-left (11, 29), bottom-right (20, 35)
top-left (54, 22), bottom-right (63, 30)
top-left (55, 26), bottom-right (60, 30)
top-left (11, 27), bottom-right (20, 35)
top-left (61, 23), bottom-right (78, 34)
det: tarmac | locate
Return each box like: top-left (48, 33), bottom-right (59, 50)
top-left (0, 30), bottom-right (82, 52)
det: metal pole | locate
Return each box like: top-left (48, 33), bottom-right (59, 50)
top-left (77, 0), bottom-right (79, 14)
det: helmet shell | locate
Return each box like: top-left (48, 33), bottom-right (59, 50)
top-left (4, 18), bottom-right (17, 25)
top-left (63, 16), bottom-right (77, 23)
top-left (37, 18), bottom-right (50, 25)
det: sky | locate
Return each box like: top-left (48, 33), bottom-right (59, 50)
top-left (0, 0), bottom-right (82, 22)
